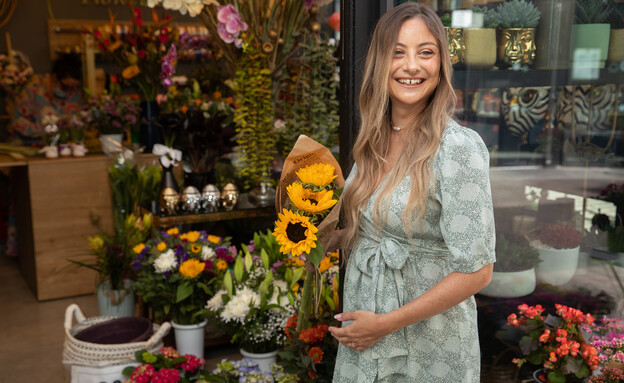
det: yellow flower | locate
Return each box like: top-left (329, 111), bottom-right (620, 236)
top-left (329, 251), bottom-right (340, 260)
top-left (291, 283), bottom-right (300, 293)
top-left (133, 243), bottom-right (146, 254)
top-left (190, 244), bottom-right (201, 253)
top-left (87, 235), bottom-right (104, 250)
top-left (108, 40), bottom-right (123, 52)
top-left (296, 163), bottom-right (337, 187)
top-left (180, 231), bottom-right (200, 243)
top-left (287, 183), bottom-right (337, 214)
top-left (157, 242), bottom-right (167, 252)
top-left (208, 235), bottom-right (221, 244)
top-left (179, 259), bottom-right (205, 278)
top-left (273, 209), bottom-right (318, 256)
top-left (122, 64), bottom-right (140, 79)
top-left (216, 259), bottom-right (228, 271)
top-left (167, 228), bottom-right (179, 236)
top-left (319, 256), bottom-right (332, 273)
top-left (288, 254), bottom-right (305, 267)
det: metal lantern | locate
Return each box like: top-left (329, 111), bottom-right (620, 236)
top-left (220, 183), bottom-right (239, 211)
top-left (201, 184), bottom-right (221, 211)
top-left (181, 186), bottom-right (201, 213)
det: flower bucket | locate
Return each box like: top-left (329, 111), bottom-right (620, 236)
top-left (171, 320), bottom-right (207, 359)
top-left (479, 268), bottom-right (536, 298)
top-left (535, 246), bottom-right (579, 286)
top-left (240, 349), bottom-right (279, 374)
top-left (96, 279), bottom-right (135, 318)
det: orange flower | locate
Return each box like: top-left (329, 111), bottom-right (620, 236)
top-left (122, 64), bottom-right (140, 79)
top-left (216, 259), bottom-right (227, 271)
top-left (539, 329), bottom-right (550, 343)
top-left (180, 105), bottom-right (189, 114)
top-left (213, 91), bottom-right (222, 99)
top-left (308, 369), bottom-right (316, 380)
top-left (285, 314), bottom-right (298, 341)
top-left (133, 243), bottom-right (145, 254)
top-left (157, 242), bottom-right (167, 251)
top-left (208, 235), bottom-right (221, 244)
top-left (308, 346), bottom-right (324, 364)
top-left (190, 244), bottom-right (201, 253)
top-left (298, 324), bottom-right (328, 344)
top-left (167, 228), bottom-right (179, 236)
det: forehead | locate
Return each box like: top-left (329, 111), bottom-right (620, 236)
top-left (395, 17), bottom-right (438, 47)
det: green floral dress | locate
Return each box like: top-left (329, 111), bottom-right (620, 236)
top-left (332, 120), bottom-right (496, 383)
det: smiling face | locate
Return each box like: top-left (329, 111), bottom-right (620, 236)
top-left (388, 17), bottom-right (441, 117)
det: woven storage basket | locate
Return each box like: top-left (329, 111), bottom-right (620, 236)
top-left (62, 303), bottom-right (170, 367)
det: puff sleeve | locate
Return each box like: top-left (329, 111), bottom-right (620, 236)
top-left (435, 124), bottom-right (496, 273)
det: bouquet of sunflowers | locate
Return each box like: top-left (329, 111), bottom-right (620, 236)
top-left (131, 228), bottom-right (234, 324)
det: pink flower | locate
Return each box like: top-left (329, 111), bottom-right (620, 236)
top-left (176, 354), bottom-right (205, 373)
top-left (159, 346), bottom-right (180, 359)
top-left (130, 364), bottom-right (155, 383)
top-left (161, 44), bottom-right (177, 87)
top-left (216, 5), bottom-right (248, 47)
top-left (151, 368), bottom-right (180, 383)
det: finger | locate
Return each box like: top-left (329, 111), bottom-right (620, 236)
top-left (334, 311), bottom-right (355, 321)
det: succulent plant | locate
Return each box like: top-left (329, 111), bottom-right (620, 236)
top-left (575, 0), bottom-right (611, 24)
top-left (472, 5), bottom-right (500, 28)
top-left (537, 224), bottom-right (583, 250)
top-left (607, 0), bottom-right (624, 29)
top-left (494, 234), bottom-right (541, 272)
top-left (496, 0), bottom-right (541, 28)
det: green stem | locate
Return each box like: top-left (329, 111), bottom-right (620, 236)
top-left (296, 262), bottom-right (314, 332)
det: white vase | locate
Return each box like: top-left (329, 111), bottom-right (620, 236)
top-left (171, 320), bottom-right (207, 359)
top-left (535, 246), bottom-right (580, 286)
top-left (96, 279), bottom-right (135, 317)
top-left (479, 268), bottom-right (536, 298)
top-left (239, 348), bottom-right (279, 374)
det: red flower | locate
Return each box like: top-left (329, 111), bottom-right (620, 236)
top-left (137, 49), bottom-right (147, 59)
top-left (308, 369), bottom-right (317, 380)
top-left (285, 314), bottom-right (298, 341)
top-left (130, 364), bottom-right (155, 383)
top-left (298, 324), bottom-right (329, 344)
top-left (176, 354), bottom-right (205, 373)
top-left (308, 346), bottom-right (324, 364)
top-left (159, 346), bottom-right (180, 359)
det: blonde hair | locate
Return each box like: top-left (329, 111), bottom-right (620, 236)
top-left (341, 2), bottom-right (456, 254)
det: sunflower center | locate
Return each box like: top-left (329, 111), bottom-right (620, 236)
top-left (286, 222), bottom-right (308, 243)
top-left (304, 198), bottom-right (319, 206)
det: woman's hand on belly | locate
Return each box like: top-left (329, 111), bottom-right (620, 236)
top-left (328, 310), bottom-right (388, 351)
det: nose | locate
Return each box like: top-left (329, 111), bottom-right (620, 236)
top-left (403, 53), bottom-right (420, 73)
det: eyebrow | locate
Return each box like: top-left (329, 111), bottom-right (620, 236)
top-left (395, 42), bottom-right (438, 49)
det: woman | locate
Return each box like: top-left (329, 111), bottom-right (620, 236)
top-left (328, 3), bottom-right (496, 382)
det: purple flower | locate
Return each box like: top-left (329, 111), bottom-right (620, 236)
top-left (160, 44), bottom-right (177, 87)
top-left (304, 0), bottom-right (320, 10)
top-left (216, 5), bottom-right (248, 47)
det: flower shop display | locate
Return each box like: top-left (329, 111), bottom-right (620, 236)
top-left (0, 50), bottom-right (33, 97)
top-left (83, 91), bottom-right (141, 150)
top-left (87, 6), bottom-right (179, 150)
top-left (40, 113), bottom-right (60, 158)
top-left (588, 366), bottom-right (624, 383)
top-left (479, 233), bottom-right (541, 298)
top-left (153, 142), bottom-right (183, 216)
top-left (203, 230), bottom-right (295, 371)
top-left (122, 346), bottom-right (206, 383)
top-left (530, 223), bottom-right (583, 286)
top-left (494, 0), bottom-right (541, 69)
top-left (587, 316), bottom-right (624, 370)
top-left (70, 213), bottom-right (153, 317)
top-left (507, 303), bottom-right (600, 383)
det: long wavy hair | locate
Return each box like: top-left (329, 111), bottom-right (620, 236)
top-left (341, 3), bottom-right (456, 254)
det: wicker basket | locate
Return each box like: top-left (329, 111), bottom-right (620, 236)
top-left (62, 303), bottom-right (170, 367)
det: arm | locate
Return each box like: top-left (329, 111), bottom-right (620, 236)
top-left (328, 263), bottom-right (493, 351)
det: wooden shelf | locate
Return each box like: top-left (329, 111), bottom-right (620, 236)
top-left (140, 203), bottom-right (277, 229)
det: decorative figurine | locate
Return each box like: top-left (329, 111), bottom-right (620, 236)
top-left (201, 184), bottom-right (221, 211)
top-left (220, 183), bottom-right (239, 211)
top-left (181, 186), bottom-right (201, 213)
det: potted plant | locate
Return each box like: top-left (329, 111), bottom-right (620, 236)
top-left (123, 347), bottom-right (206, 382)
top-left (462, 5), bottom-right (499, 70)
top-left (587, 316), bottom-right (624, 371)
top-left (131, 229), bottom-right (233, 358)
top-left (202, 230), bottom-right (295, 373)
top-left (607, 0), bottom-right (624, 63)
top-left (479, 234), bottom-right (541, 298)
top-left (69, 114), bottom-right (88, 157)
top-left (507, 303), bottom-right (600, 383)
top-left (573, 0), bottom-right (612, 69)
top-left (530, 223), bottom-right (583, 286)
top-left (494, 0), bottom-right (541, 69)
top-left (69, 213), bottom-right (153, 317)
top-left (40, 113), bottom-right (60, 159)
top-left (84, 92), bottom-right (141, 153)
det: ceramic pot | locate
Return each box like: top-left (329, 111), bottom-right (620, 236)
top-left (463, 28), bottom-right (496, 70)
top-left (40, 145), bottom-right (59, 159)
top-left (479, 268), bottom-right (536, 298)
top-left (572, 24), bottom-right (611, 69)
top-left (608, 29), bottom-right (624, 63)
top-left (96, 279), bottom-right (135, 317)
top-left (171, 320), bottom-right (207, 359)
top-left (535, 246), bottom-right (580, 286)
top-left (71, 143), bottom-right (88, 157)
top-left (59, 143), bottom-right (72, 157)
top-left (239, 348), bottom-right (279, 374)
top-left (496, 28), bottom-right (537, 69)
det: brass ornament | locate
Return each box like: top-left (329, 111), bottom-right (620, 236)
top-left (220, 183), bottom-right (239, 211)
top-left (309, 4), bottom-right (319, 15)
top-left (159, 187), bottom-right (179, 215)
top-left (445, 27), bottom-right (464, 67)
top-left (262, 42), bottom-right (274, 53)
top-left (496, 28), bottom-right (537, 68)
top-left (310, 21), bottom-right (321, 34)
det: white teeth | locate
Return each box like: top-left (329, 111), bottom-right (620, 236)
top-left (397, 78), bottom-right (423, 85)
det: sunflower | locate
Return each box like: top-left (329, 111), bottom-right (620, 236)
top-left (208, 235), bottom-right (221, 244)
top-left (179, 259), bottom-right (205, 278)
top-left (167, 228), bottom-right (179, 236)
top-left (190, 244), bottom-right (201, 253)
top-left (180, 231), bottom-right (200, 242)
top-left (287, 183), bottom-right (337, 215)
top-left (296, 163), bottom-right (337, 187)
top-left (273, 209), bottom-right (318, 256)
top-left (157, 242), bottom-right (167, 251)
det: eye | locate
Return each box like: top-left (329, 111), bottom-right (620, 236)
top-left (421, 50), bottom-right (434, 57)
top-left (394, 49), bottom-right (404, 56)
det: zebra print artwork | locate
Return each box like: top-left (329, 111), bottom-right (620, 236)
top-left (556, 84), bottom-right (619, 161)
top-left (501, 87), bottom-right (550, 144)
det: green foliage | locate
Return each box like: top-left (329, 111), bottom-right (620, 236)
top-left (440, 13), bottom-right (452, 27)
top-left (108, 158), bottom-right (161, 235)
top-left (575, 0), bottom-right (611, 24)
top-left (472, 5), bottom-right (500, 28)
top-left (608, 0), bottom-right (624, 28)
top-left (496, 0), bottom-right (541, 28)
top-left (607, 225), bottom-right (624, 252)
top-left (494, 234), bottom-right (541, 272)
top-left (233, 44), bottom-right (277, 190)
top-left (279, 37), bottom-right (340, 159)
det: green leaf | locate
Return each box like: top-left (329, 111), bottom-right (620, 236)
top-left (259, 270), bottom-right (274, 298)
top-left (176, 282), bottom-right (193, 303)
top-left (234, 255), bottom-right (244, 282)
top-left (224, 271), bottom-right (233, 298)
top-left (287, 291), bottom-right (295, 307)
top-left (122, 366), bottom-right (136, 376)
top-left (244, 250), bottom-right (253, 271)
top-left (547, 371), bottom-right (566, 383)
top-left (291, 267), bottom-right (304, 289)
top-left (325, 293), bottom-right (335, 311)
top-left (261, 249), bottom-right (269, 270)
top-left (307, 242), bottom-right (324, 267)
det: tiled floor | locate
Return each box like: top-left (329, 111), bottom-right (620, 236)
top-left (0, 254), bottom-right (241, 383)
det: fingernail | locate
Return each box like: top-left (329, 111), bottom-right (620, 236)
top-left (334, 314), bottom-right (341, 320)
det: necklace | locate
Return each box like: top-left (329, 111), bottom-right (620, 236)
top-left (392, 125), bottom-right (401, 131)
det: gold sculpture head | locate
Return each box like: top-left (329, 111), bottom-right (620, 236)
top-left (497, 28), bottom-right (536, 67)
top-left (445, 27), bottom-right (464, 66)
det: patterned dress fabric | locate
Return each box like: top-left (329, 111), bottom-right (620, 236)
top-left (332, 120), bottom-right (496, 383)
